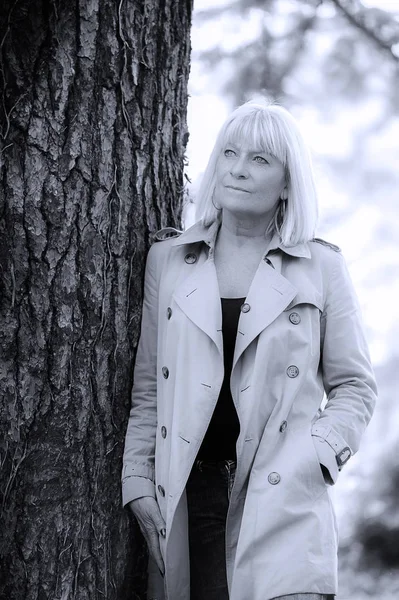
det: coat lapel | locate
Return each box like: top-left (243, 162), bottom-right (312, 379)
top-left (172, 257), bottom-right (223, 356)
top-left (232, 254), bottom-right (297, 370)
top-left (171, 220), bottom-right (309, 365)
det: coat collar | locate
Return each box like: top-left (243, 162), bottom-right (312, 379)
top-left (172, 219), bottom-right (308, 366)
top-left (172, 219), bottom-right (311, 260)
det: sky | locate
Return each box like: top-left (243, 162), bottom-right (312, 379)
top-left (362, 0), bottom-right (399, 8)
top-left (195, 0), bottom-right (399, 9)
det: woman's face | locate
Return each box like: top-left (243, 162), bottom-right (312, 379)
top-left (214, 139), bottom-right (287, 220)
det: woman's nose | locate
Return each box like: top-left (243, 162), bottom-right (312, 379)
top-left (230, 157), bottom-right (249, 179)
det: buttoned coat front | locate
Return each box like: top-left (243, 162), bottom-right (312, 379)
top-left (122, 219), bottom-right (377, 600)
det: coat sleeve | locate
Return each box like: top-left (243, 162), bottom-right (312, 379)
top-left (121, 243), bottom-right (161, 506)
top-left (311, 252), bottom-right (377, 484)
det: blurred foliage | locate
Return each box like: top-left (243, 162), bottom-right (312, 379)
top-left (194, 0), bottom-right (399, 113)
top-left (354, 437), bottom-right (399, 570)
top-left (337, 430), bottom-right (399, 596)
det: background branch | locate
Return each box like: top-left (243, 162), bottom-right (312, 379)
top-left (329, 0), bottom-right (399, 63)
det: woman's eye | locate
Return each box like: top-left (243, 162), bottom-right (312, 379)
top-left (254, 156), bottom-right (268, 164)
top-left (224, 149), bottom-right (236, 157)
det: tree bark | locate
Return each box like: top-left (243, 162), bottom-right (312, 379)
top-left (0, 0), bottom-right (192, 598)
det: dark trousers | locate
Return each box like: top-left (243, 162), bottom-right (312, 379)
top-left (186, 459), bottom-right (236, 600)
top-left (185, 458), bottom-right (335, 600)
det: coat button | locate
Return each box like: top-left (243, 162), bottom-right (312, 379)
top-left (279, 420), bottom-right (287, 433)
top-left (184, 253), bottom-right (197, 264)
top-left (167, 307), bottom-right (172, 319)
top-left (286, 365), bottom-right (299, 378)
top-left (158, 484), bottom-right (165, 497)
top-left (240, 302), bottom-right (251, 313)
top-left (289, 312), bottom-right (301, 325)
top-left (268, 472), bottom-right (281, 485)
top-left (161, 426), bottom-right (167, 438)
top-left (162, 366), bottom-right (169, 379)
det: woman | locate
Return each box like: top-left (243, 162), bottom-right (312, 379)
top-left (121, 99), bottom-right (377, 600)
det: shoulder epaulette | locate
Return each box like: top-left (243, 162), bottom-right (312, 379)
top-left (311, 238), bottom-right (341, 253)
top-left (153, 227), bottom-right (183, 242)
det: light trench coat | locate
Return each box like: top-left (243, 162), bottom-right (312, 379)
top-left (122, 219), bottom-right (377, 600)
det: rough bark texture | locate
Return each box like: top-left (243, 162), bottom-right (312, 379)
top-left (0, 0), bottom-right (192, 598)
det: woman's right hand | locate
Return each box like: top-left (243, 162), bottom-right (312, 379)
top-left (128, 496), bottom-right (166, 576)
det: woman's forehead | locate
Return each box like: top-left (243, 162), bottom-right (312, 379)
top-left (223, 119), bottom-right (287, 164)
top-left (223, 120), bottom-right (285, 156)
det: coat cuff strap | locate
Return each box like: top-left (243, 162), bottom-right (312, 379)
top-left (122, 476), bottom-right (156, 507)
top-left (122, 463), bottom-right (155, 480)
top-left (311, 424), bottom-right (352, 470)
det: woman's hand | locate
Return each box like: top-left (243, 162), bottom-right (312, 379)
top-left (128, 497), bottom-right (166, 576)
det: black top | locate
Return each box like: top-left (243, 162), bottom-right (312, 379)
top-left (196, 297), bottom-right (243, 461)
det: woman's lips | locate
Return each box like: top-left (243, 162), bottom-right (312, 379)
top-left (225, 185), bottom-right (250, 192)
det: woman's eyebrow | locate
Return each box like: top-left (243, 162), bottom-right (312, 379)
top-left (248, 149), bottom-right (275, 158)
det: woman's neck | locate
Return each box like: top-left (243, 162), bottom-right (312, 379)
top-left (218, 211), bottom-right (273, 248)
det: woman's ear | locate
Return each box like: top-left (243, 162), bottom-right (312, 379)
top-left (280, 187), bottom-right (288, 200)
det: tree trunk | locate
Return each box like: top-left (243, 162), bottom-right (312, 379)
top-left (0, 0), bottom-right (192, 598)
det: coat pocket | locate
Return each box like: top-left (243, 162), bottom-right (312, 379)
top-left (307, 428), bottom-right (329, 496)
top-left (288, 425), bottom-right (328, 501)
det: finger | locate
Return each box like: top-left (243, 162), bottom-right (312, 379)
top-left (137, 514), bottom-right (165, 541)
top-left (147, 531), bottom-right (165, 575)
top-left (148, 504), bottom-right (166, 537)
top-left (134, 507), bottom-right (166, 565)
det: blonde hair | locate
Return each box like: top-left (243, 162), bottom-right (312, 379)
top-left (195, 99), bottom-right (319, 246)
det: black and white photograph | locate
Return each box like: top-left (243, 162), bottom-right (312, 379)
top-left (1, 1), bottom-right (398, 599)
